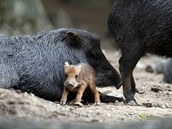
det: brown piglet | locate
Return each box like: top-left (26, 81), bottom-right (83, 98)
top-left (60, 62), bottom-right (101, 106)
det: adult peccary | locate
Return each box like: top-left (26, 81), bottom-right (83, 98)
top-left (108, 0), bottom-right (172, 104)
top-left (162, 59), bottom-right (172, 83)
top-left (146, 58), bottom-right (172, 84)
top-left (0, 28), bottom-right (122, 102)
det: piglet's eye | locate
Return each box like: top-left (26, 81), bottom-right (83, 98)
top-left (75, 75), bottom-right (78, 79)
top-left (65, 74), bottom-right (68, 78)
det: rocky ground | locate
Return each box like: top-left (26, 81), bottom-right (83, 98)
top-left (0, 45), bottom-right (171, 128)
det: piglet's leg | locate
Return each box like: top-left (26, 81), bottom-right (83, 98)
top-left (60, 88), bottom-right (69, 105)
top-left (89, 83), bottom-right (101, 105)
top-left (74, 84), bottom-right (87, 106)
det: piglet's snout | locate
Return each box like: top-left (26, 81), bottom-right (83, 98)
top-left (64, 81), bottom-right (75, 87)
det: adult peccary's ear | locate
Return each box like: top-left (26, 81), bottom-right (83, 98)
top-left (65, 32), bottom-right (81, 45)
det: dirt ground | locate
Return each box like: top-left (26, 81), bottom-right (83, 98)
top-left (0, 44), bottom-right (171, 125)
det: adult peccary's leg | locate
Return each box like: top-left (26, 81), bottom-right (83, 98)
top-left (163, 59), bottom-right (172, 83)
top-left (119, 44), bottom-right (144, 105)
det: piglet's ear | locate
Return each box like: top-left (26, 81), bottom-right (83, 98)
top-left (76, 65), bottom-right (81, 74)
top-left (66, 32), bottom-right (81, 45)
top-left (65, 62), bottom-right (70, 67)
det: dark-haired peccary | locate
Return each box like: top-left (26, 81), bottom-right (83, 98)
top-left (0, 28), bottom-right (121, 102)
top-left (108, 0), bottom-right (172, 104)
top-left (146, 59), bottom-right (172, 84)
top-left (162, 59), bottom-right (172, 83)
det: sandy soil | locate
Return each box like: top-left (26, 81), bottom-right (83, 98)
top-left (0, 46), bottom-right (171, 125)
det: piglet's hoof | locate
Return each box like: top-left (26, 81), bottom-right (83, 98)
top-left (60, 100), bottom-right (67, 105)
top-left (74, 102), bottom-right (83, 107)
top-left (95, 102), bottom-right (101, 106)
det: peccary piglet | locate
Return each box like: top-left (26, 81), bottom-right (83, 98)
top-left (61, 62), bottom-right (100, 106)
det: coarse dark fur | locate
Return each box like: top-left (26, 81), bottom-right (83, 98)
top-left (0, 28), bottom-right (121, 102)
top-left (162, 59), bottom-right (172, 83)
top-left (108, 0), bottom-right (172, 102)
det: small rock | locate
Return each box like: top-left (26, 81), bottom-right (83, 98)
top-left (90, 119), bottom-right (101, 123)
top-left (0, 93), bottom-right (6, 99)
top-left (8, 101), bottom-right (16, 105)
top-left (161, 105), bottom-right (166, 108)
top-left (154, 103), bottom-right (166, 108)
top-left (151, 87), bottom-right (163, 92)
top-left (142, 102), bottom-right (153, 108)
top-left (167, 92), bottom-right (172, 95)
top-left (23, 92), bottom-right (29, 97)
top-left (164, 103), bottom-right (170, 108)
top-left (107, 113), bottom-right (111, 117)
top-left (30, 93), bottom-right (35, 97)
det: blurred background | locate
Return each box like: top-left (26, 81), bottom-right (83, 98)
top-left (0, 0), bottom-right (114, 39)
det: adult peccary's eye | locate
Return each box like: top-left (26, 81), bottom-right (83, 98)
top-left (90, 52), bottom-right (101, 60)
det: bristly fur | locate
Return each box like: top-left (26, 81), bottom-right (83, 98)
top-left (108, 0), bottom-right (172, 102)
top-left (0, 28), bottom-right (121, 101)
